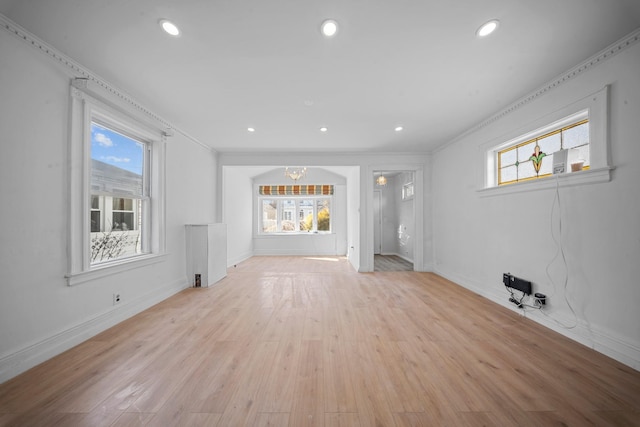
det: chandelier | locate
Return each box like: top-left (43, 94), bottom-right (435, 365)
top-left (376, 172), bottom-right (387, 186)
top-left (284, 167), bottom-right (307, 181)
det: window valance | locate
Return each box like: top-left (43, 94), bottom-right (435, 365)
top-left (259, 185), bottom-right (334, 196)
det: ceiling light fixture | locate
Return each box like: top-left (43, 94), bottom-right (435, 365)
top-left (320, 127), bottom-right (328, 132)
top-left (321, 19), bottom-right (338, 37)
top-left (285, 167), bottom-right (307, 181)
top-left (476, 19), bottom-right (499, 37)
top-left (247, 127), bottom-right (255, 132)
top-left (159, 19), bottom-right (180, 36)
top-left (376, 172), bottom-right (387, 186)
top-left (395, 126), bottom-right (404, 132)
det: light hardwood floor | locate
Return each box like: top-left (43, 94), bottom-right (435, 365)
top-left (1, 256), bottom-right (639, 426)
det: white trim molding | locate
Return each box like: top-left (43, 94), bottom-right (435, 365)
top-left (0, 12), bottom-right (211, 151)
top-left (0, 276), bottom-right (188, 384)
top-left (435, 268), bottom-right (640, 371)
top-left (437, 28), bottom-right (640, 154)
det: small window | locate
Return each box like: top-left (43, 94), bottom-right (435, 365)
top-left (402, 182), bottom-right (415, 200)
top-left (497, 119), bottom-right (589, 186)
top-left (481, 85), bottom-right (610, 194)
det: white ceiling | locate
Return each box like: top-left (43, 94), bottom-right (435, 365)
top-left (2, 0), bottom-right (639, 154)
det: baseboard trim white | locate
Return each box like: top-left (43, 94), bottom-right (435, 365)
top-left (227, 251), bottom-right (253, 268)
top-left (253, 249), bottom-right (340, 256)
top-left (0, 276), bottom-right (189, 384)
top-left (435, 268), bottom-right (640, 372)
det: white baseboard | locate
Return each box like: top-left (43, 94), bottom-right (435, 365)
top-left (0, 276), bottom-right (189, 384)
top-left (227, 251), bottom-right (253, 268)
top-left (435, 268), bottom-right (640, 372)
top-left (253, 249), bottom-right (339, 256)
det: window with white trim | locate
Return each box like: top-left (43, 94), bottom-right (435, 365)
top-left (482, 85), bottom-right (611, 193)
top-left (260, 197), bottom-right (331, 233)
top-left (67, 78), bottom-right (167, 284)
top-left (496, 115), bottom-right (589, 186)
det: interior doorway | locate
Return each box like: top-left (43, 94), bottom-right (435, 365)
top-left (372, 170), bottom-right (415, 271)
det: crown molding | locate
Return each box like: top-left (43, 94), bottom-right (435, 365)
top-left (0, 12), bottom-right (213, 152)
top-left (435, 27), bottom-right (640, 154)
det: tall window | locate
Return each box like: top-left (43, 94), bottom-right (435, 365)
top-left (68, 78), bottom-right (166, 284)
top-left (89, 122), bottom-right (149, 263)
top-left (261, 198), bottom-right (331, 233)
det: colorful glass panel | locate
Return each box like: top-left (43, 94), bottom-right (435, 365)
top-left (497, 118), bottom-right (589, 185)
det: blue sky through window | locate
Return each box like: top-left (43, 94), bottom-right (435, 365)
top-left (91, 123), bottom-right (143, 175)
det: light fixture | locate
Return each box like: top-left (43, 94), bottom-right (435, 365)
top-left (247, 127), bottom-right (255, 132)
top-left (476, 19), bottom-right (499, 37)
top-left (376, 172), bottom-right (387, 186)
top-left (395, 126), bottom-right (403, 132)
top-left (320, 127), bottom-right (328, 132)
top-left (285, 167), bottom-right (307, 181)
top-left (321, 19), bottom-right (338, 37)
top-left (159, 19), bottom-right (180, 36)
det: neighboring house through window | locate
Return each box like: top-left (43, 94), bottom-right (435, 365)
top-left (258, 185), bottom-right (333, 234)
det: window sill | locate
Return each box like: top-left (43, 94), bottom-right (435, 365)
top-left (66, 253), bottom-right (168, 286)
top-left (478, 166), bottom-right (614, 197)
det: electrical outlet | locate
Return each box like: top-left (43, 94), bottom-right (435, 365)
top-left (113, 293), bottom-right (122, 305)
top-left (534, 292), bottom-right (547, 306)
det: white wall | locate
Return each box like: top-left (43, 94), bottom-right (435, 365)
top-left (0, 27), bottom-right (218, 382)
top-left (432, 39), bottom-right (640, 369)
top-left (394, 172), bottom-right (415, 261)
top-left (378, 176), bottom-right (399, 255)
top-left (222, 166), bottom-right (254, 266)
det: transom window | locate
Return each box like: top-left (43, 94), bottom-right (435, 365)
top-left (498, 118), bottom-right (589, 186)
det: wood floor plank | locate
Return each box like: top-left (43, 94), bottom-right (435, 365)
top-left (289, 340), bottom-right (324, 427)
top-left (323, 336), bottom-right (358, 413)
top-left (1, 256), bottom-right (639, 426)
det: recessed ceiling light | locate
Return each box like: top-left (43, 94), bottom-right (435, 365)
top-left (320, 127), bottom-right (328, 132)
top-left (159, 19), bottom-right (180, 36)
top-left (395, 126), bottom-right (404, 132)
top-left (321, 19), bottom-right (338, 37)
top-left (476, 19), bottom-right (499, 37)
top-left (247, 127), bottom-right (255, 132)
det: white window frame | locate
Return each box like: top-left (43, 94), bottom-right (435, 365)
top-left (67, 79), bottom-right (167, 285)
top-left (258, 196), bottom-right (333, 235)
top-left (479, 85), bottom-right (612, 196)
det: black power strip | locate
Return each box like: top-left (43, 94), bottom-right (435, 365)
top-left (503, 273), bottom-right (532, 295)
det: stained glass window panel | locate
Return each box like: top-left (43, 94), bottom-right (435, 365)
top-left (518, 160), bottom-right (536, 180)
top-left (538, 153), bottom-right (553, 176)
top-left (538, 132), bottom-right (561, 154)
top-left (500, 148), bottom-right (517, 167)
top-left (563, 122), bottom-right (589, 149)
top-left (500, 165), bottom-right (517, 184)
top-left (518, 141), bottom-right (536, 162)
